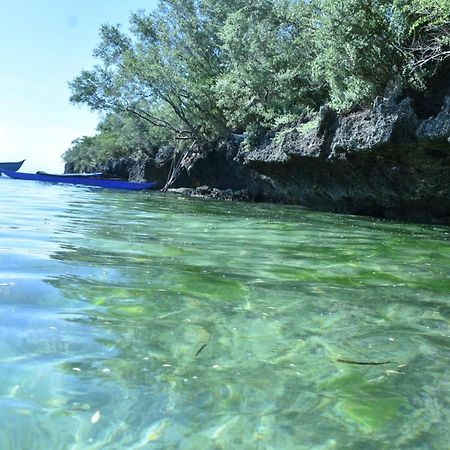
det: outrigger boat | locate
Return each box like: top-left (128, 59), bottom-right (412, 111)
top-left (0, 159), bottom-right (25, 173)
top-left (0, 168), bottom-right (157, 191)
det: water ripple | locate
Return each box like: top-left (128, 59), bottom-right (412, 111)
top-left (1, 177), bottom-right (449, 449)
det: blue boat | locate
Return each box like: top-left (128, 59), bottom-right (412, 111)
top-left (0, 168), bottom-right (157, 191)
top-left (0, 159), bottom-right (25, 173)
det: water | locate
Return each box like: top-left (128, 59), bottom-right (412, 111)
top-left (0, 176), bottom-right (449, 449)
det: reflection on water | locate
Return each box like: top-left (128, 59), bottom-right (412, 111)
top-left (0, 177), bottom-right (449, 449)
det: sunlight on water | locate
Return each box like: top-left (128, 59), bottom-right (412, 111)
top-left (0, 177), bottom-right (449, 449)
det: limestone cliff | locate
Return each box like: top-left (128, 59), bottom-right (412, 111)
top-left (84, 87), bottom-right (450, 224)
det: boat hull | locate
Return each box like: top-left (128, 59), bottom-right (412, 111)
top-left (0, 160), bottom-right (25, 173)
top-left (0, 169), bottom-right (157, 191)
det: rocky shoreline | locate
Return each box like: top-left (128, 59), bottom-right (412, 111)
top-left (73, 87), bottom-right (450, 225)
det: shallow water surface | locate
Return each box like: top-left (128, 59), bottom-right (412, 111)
top-left (0, 177), bottom-right (449, 449)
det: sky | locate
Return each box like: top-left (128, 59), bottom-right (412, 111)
top-left (0, 0), bottom-right (158, 173)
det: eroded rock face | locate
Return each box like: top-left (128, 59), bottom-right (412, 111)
top-left (102, 158), bottom-right (134, 180)
top-left (92, 148), bottom-right (175, 187)
top-left (329, 97), bottom-right (419, 158)
top-left (417, 96), bottom-right (450, 143)
top-left (237, 92), bottom-right (450, 224)
top-left (244, 95), bottom-right (425, 165)
top-left (85, 87), bottom-right (450, 224)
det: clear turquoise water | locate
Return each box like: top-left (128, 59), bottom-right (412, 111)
top-left (0, 176), bottom-right (449, 449)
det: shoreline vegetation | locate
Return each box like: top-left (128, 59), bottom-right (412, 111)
top-left (63, 0), bottom-right (450, 224)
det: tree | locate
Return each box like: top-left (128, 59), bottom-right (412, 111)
top-left (70, 0), bottom-right (228, 143)
top-left (312, 0), bottom-right (403, 110)
top-left (393, 0), bottom-right (450, 84)
top-left (62, 113), bottom-right (165, 172)
top-left (214, 0), bottom-right (324, 132)
top-left (66, 0), bottom-right (450, 173)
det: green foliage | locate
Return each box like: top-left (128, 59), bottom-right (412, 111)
top-left (65, 0), bottom-right (450, 168)
top-left (63, 136), bottom-right (99, 172)
top-left (70, 0), bottom-right (228, 141)
top-left (400, 0), bottom-right (450, 34)
top-left (273, 116), bottom-right (319, 146)
top-left (62, 113), bottom-right (165, 172)
top-left (296, 117), bottom-right (320, 135)
top-left (393, 0), bottom-right (450, 83)
top-left (312, 0), bottom-right (403, 110)
top-left (214, 0), bottom-right (325, 130)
